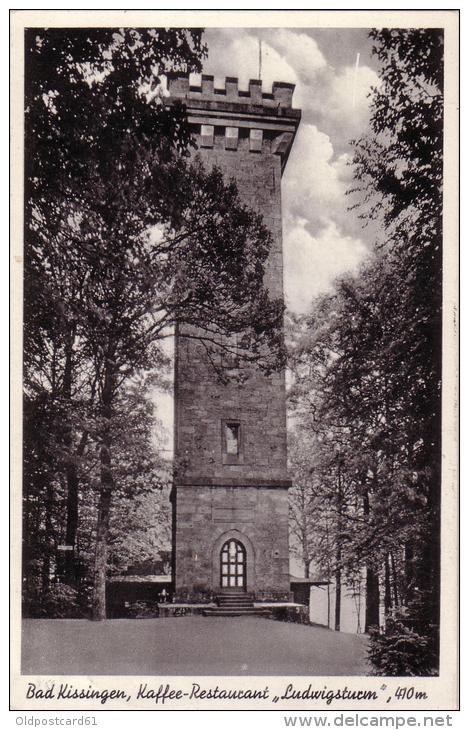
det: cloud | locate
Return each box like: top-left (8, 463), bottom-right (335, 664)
top-left (283, 123), bottom-right (353, 234)
top-left (203, 28), bottom-right (327, 107)
top-left (205, 29), bottom-right (378, 135)
top-left (203, 29), bottom-right (298, 92)
top-left (152, 30), bottom-right (380, 444)
top-left (264, 28), bottom-right (328, 81)
top-left (200, 29), bottom-right (379, 310)
top-left (311, 64), bottom-right (379, 141)
top-left (152, 389), bottom-right (173, 454)
top-left (284, 219), bottom-right (368, 313)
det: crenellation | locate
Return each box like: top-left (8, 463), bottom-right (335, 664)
top-left (272, 81), bottom-right (295, 108)
top-left (201, 73), bottom-right (214, 95)
top-left (168, 74), bottom-right (298, 112)
top-left (248, 78), bottom-right (263, 104)
top-left (170, 73), bottom-right (190, 95)
top-left (225, 76), bottom-right (239, 99)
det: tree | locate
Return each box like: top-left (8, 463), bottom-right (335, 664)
top-left (351, 27), bottom-right (443, 654)
top-left (24, 28), bottom-right (286, 619)
top-left (287, 28), bottom-right (443, 670)
top-left (75, 371), bottom-right (172, 585)
top-left (289, 259), bottom-right (438, 631)
top-left (288, 306), bottom-right (370, 632)
top-left (24, 27), bottom-right (207, 608)
top-left (288, 428), bottom-right (322, 580)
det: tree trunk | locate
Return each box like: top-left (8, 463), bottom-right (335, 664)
top-left (91, 367), bottom-right (115, 621)
top-left (334, 463), bottom-right (343, 632)
top-left (384, 554), bottom-right (392, 614)
top-left (355, 576), bottom-right (362, 634)
top-left (64, 432), bottom-right (88, 584)
top-left (365, 567), bottom-right (380, 632)
top-left (418, 331), bottom-right (442, 636)
top-left (418, 469), bottom-right (441, 639)
top-left (390, 550), bottom-right (400, 606)
top-left (64, 464), bottom-right (79, 583)
top-left (62, 333), bottom-right (79, 585)
top-left (92, 484), bottom-right (112, 620)
top-left (41, 550), bottom-right (50, 592)
top-left (404, 541), bottom-right (414, 605)
top-left (324, 516), bottom-right (331, 628)
top-left (334, 563), bottom-right (341, 631)
top-left (302, 507), bottom-right (310, 579)
top-left (363, 489), bottom-right (380, 631)
top-left (41, 481), bottom-right (54, 592)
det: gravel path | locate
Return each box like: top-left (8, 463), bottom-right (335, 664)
top-left (22, 617), bottom-right (369, 676)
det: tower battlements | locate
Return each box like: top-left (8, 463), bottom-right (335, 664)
top-left (168, 73), bottom-right (301, 171)
top-left (169, 73), bottom-right (300, 114)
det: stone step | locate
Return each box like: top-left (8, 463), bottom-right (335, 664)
top-left (217, 598), bottom-right (253, 604)
top-left (214, 593), bottom-right (257, 612)
top-left (203, 607), bottom-right (271, 617)
top-left (217, 597), bottom-right (254, 605)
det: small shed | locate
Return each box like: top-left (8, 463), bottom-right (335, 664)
top-left (289, 575), bottom-right (330, 606)
top-left (106, 575), bottom-right (173, 618)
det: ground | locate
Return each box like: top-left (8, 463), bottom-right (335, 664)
top-left (22, 617), bottom-right (369, 676)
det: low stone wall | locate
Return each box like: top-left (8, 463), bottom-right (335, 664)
top-left (268, 604), bottom-right (311, 625)
top-left (172, 588), bottom-right (214, 604)
top-left (158, 603), bottom-right (216, 617)
top-left (255, 590), bottom-right (294, 603)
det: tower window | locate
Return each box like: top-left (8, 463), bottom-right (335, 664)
top-left (225, 126), bottom-right (239, 150)
top-left (200, 124), bottom-right (214, 148)
top-left (222, 420), bottom-right (244, 464)
top-left (249, 128), bottom-right (263, 152)
top-left (225, 422), bottom-right (240, 455)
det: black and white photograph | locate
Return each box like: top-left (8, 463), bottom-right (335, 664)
top-left (10, 9), bottom-right (459, 712)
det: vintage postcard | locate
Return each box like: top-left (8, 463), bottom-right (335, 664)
top-left (10, 9), bottom-right (459, 712)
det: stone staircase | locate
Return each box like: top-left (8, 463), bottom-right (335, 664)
top-left (203, 592), bottom-right (271, 617)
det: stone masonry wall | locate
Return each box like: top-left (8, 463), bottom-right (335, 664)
top-left (174, 485), bottom-right (290, 596)
top-left (173, 92), bottom-right (292, 485)
top-left (170, 76), bottom-right (300, 596)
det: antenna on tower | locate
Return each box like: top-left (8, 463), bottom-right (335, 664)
top-left (258, 38), bottom-right (262, 81)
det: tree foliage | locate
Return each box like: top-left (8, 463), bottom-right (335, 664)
top-left (368, 616), bottom-right (438, 677)
top-left (23, 28), bottom-right (285, 619)
top-left (288, 29), bottom-right (442, 670)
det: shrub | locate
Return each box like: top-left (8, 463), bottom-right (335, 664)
top-left (271, 605), bottom-right (310, 625)
top-left (173, 584), bottom-right (214, 603)
top-left (126, 601), bottom-right (159, 618)
top-left (368, 617), bottom-right (438, 676)
top-left (24, 584), bottom-right (85, 618)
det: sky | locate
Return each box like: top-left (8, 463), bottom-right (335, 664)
top-left (156, 27), bottom-right (381, 449)
top-left (202, 27), bottom-right (380, 314)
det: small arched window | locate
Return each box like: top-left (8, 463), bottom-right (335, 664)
top-left (220, 539), bottom-right (246, 589)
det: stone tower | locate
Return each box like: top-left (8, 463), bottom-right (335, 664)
top-left (169, 74), bottom-right (301, 600)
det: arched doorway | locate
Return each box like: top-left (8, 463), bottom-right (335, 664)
top-left (220, 538), bottom-right (246, 590)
